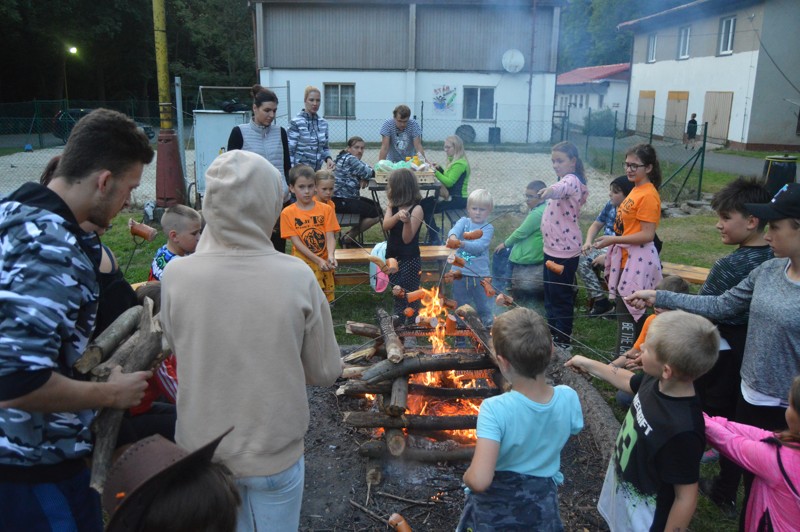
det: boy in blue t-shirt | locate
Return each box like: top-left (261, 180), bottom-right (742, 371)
top-left (458, 308), bottom-right (583, 531)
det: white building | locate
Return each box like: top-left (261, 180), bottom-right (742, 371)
top-left (619, 0), bottom-right (800, 149)
top-left (555, 63), bottom-right (630, 130)
top-left (251, 0), bottom-right (563, 144)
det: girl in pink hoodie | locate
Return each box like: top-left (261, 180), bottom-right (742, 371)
top-left (704, 375), bottom-right (800, 531)
top-left (538, 141), bottom-right (588, 350)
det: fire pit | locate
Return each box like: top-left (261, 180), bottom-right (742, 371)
top-left (338, 287), bottom-right (502, 466)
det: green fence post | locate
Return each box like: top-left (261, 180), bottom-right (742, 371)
top-left (611, 110), bottom-right (618, 174)
top-left (697, 123), bottom-right (708, 200)
top-left (649, 114), bottom-right (654, 144)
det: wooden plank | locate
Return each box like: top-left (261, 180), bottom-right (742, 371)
top-left (335, 245), bottom-right (450, 265)
top-left (661, 262), bottom-right (710, 285)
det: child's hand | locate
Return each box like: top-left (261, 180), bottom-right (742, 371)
top-left (565, 355), bottom-right (589, 374)
top-left (494, 242), bottom-right (506, 253)
top-left (591, 252), bottom-right (607, 268)
top-left (398, 209), bottom-right (410, 223)
top-left (447, 235), bottom-right (461, 248)
top-left (625, 353), bottom-right (643, 369)
top-left (328, 256), bottom-right (338, 269)
top-left (581, 241), bottom-right (593, 254)
top-left (593, 235), bottom-right (615, 249)
top-left (625, 290), bottom-right (656, 309)
top-left (315, 256), bottom-right (330, 271)
top-left (610, 355), bottom-right (628, 369)
top-left (538, 186), bottom-right (553, 200)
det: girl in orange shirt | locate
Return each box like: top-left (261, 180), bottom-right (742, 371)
top-left (594, 144), bottom-right (663, 356)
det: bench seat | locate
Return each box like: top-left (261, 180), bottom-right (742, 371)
top-left (661, 262), bottom-right (710, 285)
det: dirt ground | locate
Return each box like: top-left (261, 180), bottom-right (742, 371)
top-left (300, 349), bottom-right (610, 531)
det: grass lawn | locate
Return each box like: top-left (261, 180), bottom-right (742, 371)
top-left (105, 207), bottom-right (739, 530)
top-left (713, 148), bottom-right (799, 159)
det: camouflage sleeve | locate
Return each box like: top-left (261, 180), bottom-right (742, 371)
top-left (287, 117), bottom-right (301, 167)
top-left (0, 219), bottom-right (95, 400)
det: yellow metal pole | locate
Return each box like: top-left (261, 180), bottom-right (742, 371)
top-left (152, 0), bottom-right (184, 207)
top-left (152, 0), bottom-right (172, 129)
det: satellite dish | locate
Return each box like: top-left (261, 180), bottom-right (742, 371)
top-left (502, 49), bottom-right (525, 73)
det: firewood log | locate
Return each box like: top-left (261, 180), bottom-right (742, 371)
top-left (456, 305), bottom-right (495, 359)
top-left (74, 306), bottom-right (142, 374)
top-left (343, 411), bottom-right (477, 430)
top-left (337, 381), bottom-right (501, 399)
top-left (387, 377), bottom-right (408, 417)
top-left (377, 308), bottom-right (404, 364)
top-left (345, 321), bottom-right (381, 338)
top-left (359, 440), bottom-right (474, 462)
top-left (385, 429), bottom-right (406, 457)
top-left (362, 353), bottom-right (495, 384)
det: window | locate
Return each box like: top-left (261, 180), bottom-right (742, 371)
top-left (579, 94), bottom-right (584, 108)
top-left (323, 83), bottom-right (355, 117)
top-left (647, 34), bottom-right (657, 63)
top-left (719, 16), bottom-right (736, 55)
top-left (678, 26), bottom-right (691, 59)
top-left (463, 87), bottom-right (495, 120)
top-left (598, 95), bottom-right (604, 108)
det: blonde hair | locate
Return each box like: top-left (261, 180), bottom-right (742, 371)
top-left (314, 169), bottom-right (335, 185)
top-left (444, 135), bottom-right (467, 170)
top-left (467, 188), bottom-right (493, 211)
top-left (160, 205), bottom-right (201, 234)
top-left (645, 310), bottom-right (719, 379)
top-left (304, 86), bottom-right (320, 102)
top-left (492, 308), bottom-right (552, 378)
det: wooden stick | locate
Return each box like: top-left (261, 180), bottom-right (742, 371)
top-left (348, 499), bottom-right (388, 525)
top-left (377, 308), bottom-right (404, 364)
top-left (387, 377), bottom-right (408, 417)
top-left (342, 346), bottom-right (377, 363)
top-left (362, 354), bottom-right (495, 384)
top-left (346, 321), bottom-right (382, 338)
top-left (342, 366), bottom-right (368, 379)
top-left (343, 412), bottom-right (477, 430)
top-left (74, 306), bottom-right (142, 374)
top-left (337, 381), bottom-right (501, 399)
top-left (376, 491), bottom-right (439, 506)
top-left (359, 439), bottom-right (474, 462)
top-left (456, 305), bottom-right (495, 358)
top-left (90, 298), bottom-right (164, 494)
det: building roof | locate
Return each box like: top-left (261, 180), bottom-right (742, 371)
top-left (557, 63), bottom-right (630, 86)
top-left (617, 0), bottom-right (760, 31)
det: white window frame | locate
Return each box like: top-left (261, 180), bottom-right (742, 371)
top-left (678, 26), bottom-right (691, 59)
top-left (462, 86), bottom-right (495, 121)
top-left (719, 16), bottom-right (736, 55)
top-left (323, 83), bottom-right (355, 118)
top-left (647, 34), bottom-right (657, 63)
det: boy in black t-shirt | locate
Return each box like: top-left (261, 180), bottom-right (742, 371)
top-left (566, 310), bottom-right (719, 531)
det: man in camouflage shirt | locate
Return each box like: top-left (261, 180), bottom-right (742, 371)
top-left (0, 109), bottom-right (154, 531)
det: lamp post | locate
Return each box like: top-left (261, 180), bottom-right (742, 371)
top-left (63, 46), bottom-right (78, 104)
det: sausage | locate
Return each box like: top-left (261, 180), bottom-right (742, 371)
top-left (545, 260), bottom-right (565, 275)
top-left (462, 229), bottom-right (483, 240)
top-left (388, 513), bottom-right (412, 532)
top-left (480, 277), bottom-right (496, 297)
top-left (447, 254), bottom-right (466, 267)
top-left (403, 307), bottom-right (415, 317)
top-left (384, 257), bottom-right (399, 274)
top-left (406, 289), bottom-right (427, 303)
top-left (392, 286), bottom-right (406, 298)
top-left (445, 238), bottom-right (461, 249)
top-left (442, 270), bottom-right (463, 283)
top-left (415, 316), bottom-right (438, 328)
top-left (441, 297), bottom-right (457, 310)
top-left (445, 313), bottom-right (458, 335)
top-left (495, 293), bottom-right (514, 307)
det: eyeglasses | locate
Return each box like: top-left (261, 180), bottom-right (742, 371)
top-left (624, 162), bottom-right (646, 171)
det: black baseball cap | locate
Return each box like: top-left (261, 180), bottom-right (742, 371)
top-left (745, 183), bottom-right (800, 221)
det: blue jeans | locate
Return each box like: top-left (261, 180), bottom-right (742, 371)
top-left (543, 254), bottom-right (579, 345)
top-left (0, 466), bottom-right (103, 532)
top-left (235, 456), bottom-right (304, 532)
top-left (453, 275), bottom-right (494, 328)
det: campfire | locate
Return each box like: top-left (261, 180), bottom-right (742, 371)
top-left (338, 286), bottom-right (501, 464)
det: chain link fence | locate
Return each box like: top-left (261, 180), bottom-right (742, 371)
top-left (1, 98), bottom-right (707, 214)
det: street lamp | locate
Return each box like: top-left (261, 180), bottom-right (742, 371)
top-left (63, 46), bottom-right (78, 103)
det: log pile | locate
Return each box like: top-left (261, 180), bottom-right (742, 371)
top-left (72, 298), bottom-right (169, 494)
top-left (338, 307), bottom-right (501, 471)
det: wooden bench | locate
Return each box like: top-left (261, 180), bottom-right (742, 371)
top-left (661, 262), bottom-right (710, 285)
top-left (334, 245), bottom-right (451, 286)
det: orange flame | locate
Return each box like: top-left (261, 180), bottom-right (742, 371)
top-left (416, 286), bottom-right (447, 353)
top-left (406, 369), bottom-right (483, 441)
